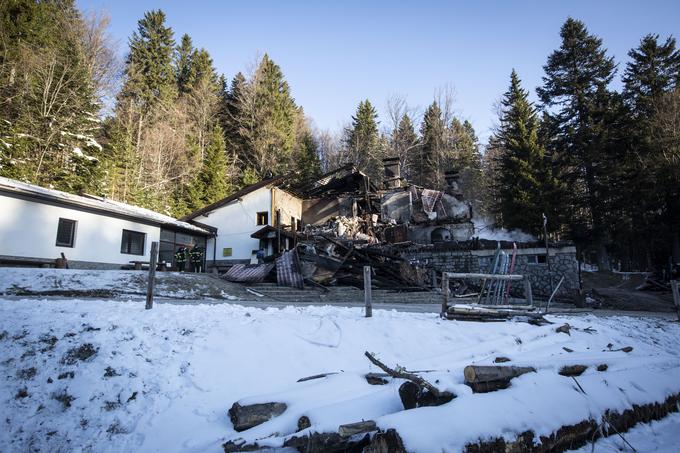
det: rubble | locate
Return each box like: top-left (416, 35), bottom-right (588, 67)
top-left (225, 159), bottom-right (578, 301)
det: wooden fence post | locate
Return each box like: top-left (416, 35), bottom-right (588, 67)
top-left (441, 272), bottom-right (449, 317)
top-left (146, 241), bottom-right (158, 310)
top-left (364, 266), bottom-right (372, 318)
top-left (671, 280), bottom-right (680, 322)
top-left (523, 277), bottom-right (533, 307)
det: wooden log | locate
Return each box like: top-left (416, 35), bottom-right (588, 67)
top-left (284, 431), bottom-right (371, 452)
top-left (364, 266), bottom-right (372, 318)
top-left (364, 351), bottom-right (442, 397)
top-left (365, 372), bottom-right (389, 385)
top-left (297, 415), bottom-right (311, 431)
top-left (145, 242), bottom-right (158, 310)
top-left (338, 420), bottom-right (377, 437)
top-left (464, 365), bottom-right (536, 383)
top-left (398, 381), bottom-right (454, 410)
top-left (228, 402), bottom-right (287, 432)
top-left (364, 429), bottom-right (406, 453)
top-left (556, 323), bottom-right (571, 335)
top-left (297, 372), bottom-right (339, 382)
top-left (559, 365), bottom-right (588, 377)
top-left (494, 357), bottom-right (511, 363)
top-left (398, 381), bottom-right (420, 409)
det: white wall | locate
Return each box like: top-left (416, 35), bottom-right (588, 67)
top-left (197, 187), bottom-right (272, 263)
top-left (0, 195), bottom-right (160, 264)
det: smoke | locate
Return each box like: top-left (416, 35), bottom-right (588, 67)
top-left (471, 217), bottom-right (536, 242)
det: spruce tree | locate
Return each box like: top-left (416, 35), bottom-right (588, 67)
top-left (418, 101), bottom-right (445, 187)
top-left (622, 35), bottom-right (680, 266)
top-left (345, 100), bottom-right (382, 182)
top-left (537, 18), bottom-right (617, 269)
top-left (293, 126), bottom-right (322, 184)
top-left (623, 35), bottom-right (680, 119)
top-left (199, 126), bottom-right (231, 205)
top-left (389, 114), bottom-right (419, 183)
top-left (122, 9), bottom-right (176, 113)
top-left (175, 34), bottom-right (194, 94)
top-left (493, 70), bottom-right (559, 235)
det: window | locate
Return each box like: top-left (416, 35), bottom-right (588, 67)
top-left (120, 229), bottom-right (145, 255)
top-left (56, 218), bottom-right (77, 247)
top-left (256, 211), bottom-right (268, 226)
top-left (527, 255), bottom-right (547, 264)
top-left (222, 248), bottom-right (232, 257)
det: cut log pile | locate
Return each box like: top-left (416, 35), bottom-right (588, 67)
top-left (222, 342), bottom-right (642, 452)
top-left (445, 304), bottom-right (549, 324)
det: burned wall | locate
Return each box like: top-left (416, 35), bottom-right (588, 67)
top-left (302, 197), bottom-right (356, 226)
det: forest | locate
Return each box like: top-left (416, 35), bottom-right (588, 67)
top-left (0, 0), bottom-right (678, 271)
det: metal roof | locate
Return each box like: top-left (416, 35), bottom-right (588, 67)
top-left (0, 176), bottom-right (211, 235)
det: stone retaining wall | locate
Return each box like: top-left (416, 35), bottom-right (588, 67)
top-left (400, 245), bottom-right (579, 299)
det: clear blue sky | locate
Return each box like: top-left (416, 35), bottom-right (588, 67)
top-left (78, 0), bottom-right (680, 143)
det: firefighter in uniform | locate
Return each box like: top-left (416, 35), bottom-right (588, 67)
top-left (190, 246), bottom-right (204, 273)
top-left (174, 246), bottom-right (188, 272)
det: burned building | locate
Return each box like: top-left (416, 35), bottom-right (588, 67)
top-left (212, 159), bottom-right (578, 300)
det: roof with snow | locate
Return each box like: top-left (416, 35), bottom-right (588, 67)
top-left (0, 176), bottom-right (211, 235)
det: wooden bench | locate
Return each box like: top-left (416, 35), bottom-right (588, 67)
top-left (0, 256), bottom-right (57, 268)
top-left (128, 261), bottom-right (168, 271)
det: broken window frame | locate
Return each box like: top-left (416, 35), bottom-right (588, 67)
top-left (256, 212), bottom-right (268, 226)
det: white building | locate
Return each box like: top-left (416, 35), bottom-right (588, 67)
top-left (0, 177), bottom-right (211, 269)
top-left (181, 178), bottom-right (302, 269)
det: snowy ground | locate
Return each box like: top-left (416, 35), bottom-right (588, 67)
top-left (1, 297), bottom-right (680, 452)
top-left (0, 268), bottom-right (245, 300)
top-left (570, 411), bottom-right (680, 452)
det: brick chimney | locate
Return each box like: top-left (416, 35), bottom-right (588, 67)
top-left (383, 157), bottom-right (401, 189)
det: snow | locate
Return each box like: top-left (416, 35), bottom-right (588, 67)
top-left (568, 411), bottom-right (680, 452)
top-left (1, 296), bottom-right (679, 452)
top-left (0, 176), bottom-right (209, 234)
top-left (0, 268), bottom-right (240, 300)
top-left (72, 147), bottom-right (97, 161)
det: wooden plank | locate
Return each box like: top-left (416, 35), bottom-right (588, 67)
top-left (441, 272), bottom-right (449, 317)
top-left (445, 272), bottom-right (524, 281)
top-left (146, 242), bottom-right (158, 310)
top-left (524, 278), bottom-right (534, 306)
top-left (364, 266), bottom-right (372, 318)
top-left (671, 280), bottom-right (680, 322)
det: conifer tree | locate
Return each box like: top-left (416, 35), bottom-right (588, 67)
top-left (122, 10), bottom-right (176, 112)
top-left (623, 35), bottom-right (680, 119)
top-left (538, 18), bottom-right (617, 269)
top-left (389, 114), bottom-right (419, 183)
top-left (493, 70), bottom-right (559, 235)
top-left (449, 119), bottom-right (481, 171)
top-left (418, 101), bottom-right (445, 187)
top-left (0, 0), bottom-right (104, 193)
top-left (175, 34), bottom-right (194, 94)
top-left (199, 126), bottom-right (231, 205)
top-left (622, 35), bottom-right (680, 265)
top-left (293, 125), bottom-right (322, 184)
top-left (345, 100), bottom-right (382, 181)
